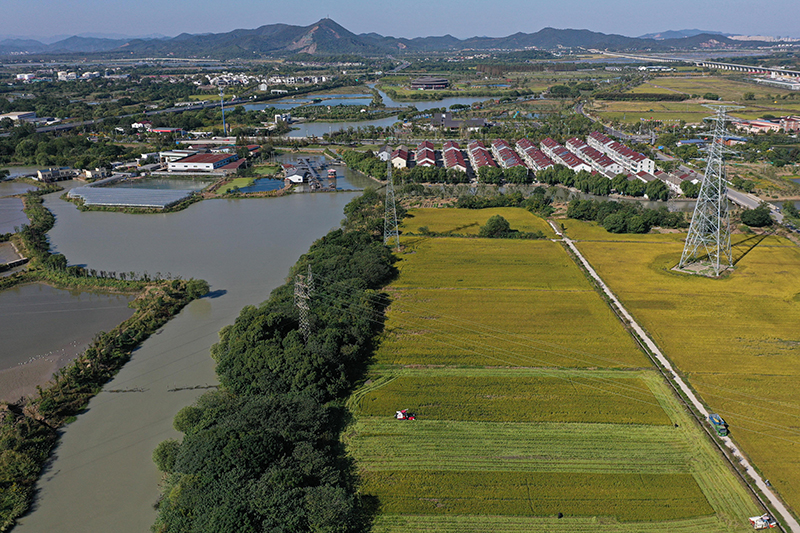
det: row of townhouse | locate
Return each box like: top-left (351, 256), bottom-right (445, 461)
top-left (490, 139), bottom-right (525, 169)
top-left (416, 141), bottom-right (436, 167)
top-left (565, 137), bottom-right (624, 177)
top-left (467, 141), bottom-right (498, 170)
top-left (540, 138), bottom-right (593, 173)
top-left (515, 139), bottom-right (554, 171)
top-left (587, 132), bottom-right (655, 174)
top-left (442, 141), bottom-right (468, 173)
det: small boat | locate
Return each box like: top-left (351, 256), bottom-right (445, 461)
top-left (327, 169), bottom-right (337, 179)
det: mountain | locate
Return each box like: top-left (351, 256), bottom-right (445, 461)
top-left (638, 29), bottom-right (731, 40)
top-left (0, 20), bottom-right (766, 58)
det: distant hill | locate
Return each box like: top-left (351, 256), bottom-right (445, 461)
top-left (638, 29), bottom-right (733, 40)
top-left (0, 19), bottom-right (767, 58)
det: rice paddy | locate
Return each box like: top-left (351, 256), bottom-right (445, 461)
top-left (345, 208), bottom-right (762, 532)
top-left (573, 222), bottom-right (800, 518)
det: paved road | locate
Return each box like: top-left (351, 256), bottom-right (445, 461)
top-left (551, 220), bottom-right (799, 533)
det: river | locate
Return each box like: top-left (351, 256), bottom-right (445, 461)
top-left (16, 189), bottom-right (359, 532)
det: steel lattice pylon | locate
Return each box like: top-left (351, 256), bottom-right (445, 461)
top-left (294, 265), bottom-right (314, 342)
top-left (384, 161), bottom-right (400, 250)
top-left (678, 105), bottom-right (742, 276)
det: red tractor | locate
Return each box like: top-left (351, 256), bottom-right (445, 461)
top-left (395, 409), bottom-right (416, 421)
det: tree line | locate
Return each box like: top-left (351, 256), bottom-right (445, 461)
top-left (152, 190), bottom-right (397, 532)
top-left (567, 198), bottom-right (687, 234)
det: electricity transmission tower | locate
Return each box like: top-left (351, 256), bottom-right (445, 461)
top-left (217, 81), bottom-right (228, 137)
top-left (384, 161), bottom-right (400, 250)
top-left (294, 265), bottom-right (314, 341)
top-left (678, 105), bottom-right (742, 276)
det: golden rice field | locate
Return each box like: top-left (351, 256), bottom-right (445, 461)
top-left (346, 208), bottom-right (762, 532)
top-left (574, 225), bottom-right (800, 517)
top-left (629, 76), bottom-right (798, 102)
top-left (402, 207), bottom-right (556, 238)
top-left (375, 234), bottom-right (646, 368)
top-left (352, 370), bottom-right (672, 425)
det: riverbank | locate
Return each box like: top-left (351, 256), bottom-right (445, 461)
top-left (0, 185), bottom-right (211, 531)
top-left (16, 189), bottom-right (359, 532)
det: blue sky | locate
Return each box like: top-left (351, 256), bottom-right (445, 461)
top-left (3, 0), bottom-right (797, 40)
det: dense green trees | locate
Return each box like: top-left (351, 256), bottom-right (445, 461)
top-left (153, 192), bottom-right (397, 532)
top-left (740, 203), bottom-right (773, 227)
top-left (567, 199), bottom-right (687, 234)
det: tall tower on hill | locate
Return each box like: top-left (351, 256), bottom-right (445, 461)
top-left (678, 105), bottom-right (742, 276)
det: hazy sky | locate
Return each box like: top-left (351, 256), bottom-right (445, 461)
top-left (3, 0), bottom-right (797, 40)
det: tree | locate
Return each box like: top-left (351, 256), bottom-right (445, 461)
top-left (680, 180), bottom-right (700, 198)
top-left (744, 92), bottom-right (755, 101)
top-left (645, 180), bottom-right (669, 201)
top-left (781, 200), bottom-right (799, 219)
top-left (740, 204), bottom-right (773, 227)
top-left (479, 215), bottom-right (513, 238)
top-left (603, 213), bottom-right (627, 233)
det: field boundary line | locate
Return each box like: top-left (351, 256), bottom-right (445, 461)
top-left (551, 219), bottom-right (799, 533)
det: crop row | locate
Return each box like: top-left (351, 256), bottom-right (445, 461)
top-left (353, 374), bottom-right (671, 425)
top-left (375, 286), bottom-right (646, 368)
top-left (371, 514), bottom-right (739, 533)
top-left (401, 208), bottom-right (556, 240)
top-left (347, 418), bottom-right (690, 473)
top-left (361, 470), bottom-right (714, 521)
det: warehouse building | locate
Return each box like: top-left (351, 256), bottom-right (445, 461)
top-left (168, 153), bottom-right (238, 172)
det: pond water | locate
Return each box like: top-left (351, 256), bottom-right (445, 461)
top-left (109, 177), bottom-right (215, 191)
top-left (244, 93), bottom-right (374, 112)
top-left (0, 283), bottom-right (135, 401)
top-left (0, 180), bottom-right (36, 197)
top-left (287, 115), bottom-right (400, 138)
top-left (239, 155), bottom-right (377, 193)
top-left (0, 197), bottom-right (28, 233)
top-left (1, 166), bottom-right (39, 179)
top-left (370, 84), bottom-right (496, 111)
top-left (17, 189), bottom-right (359, 532)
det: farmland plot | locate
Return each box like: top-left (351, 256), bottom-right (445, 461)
top-left (346, 210), bottom-right (762, 532)
top-left (575, 226), bottom-right (800, 517)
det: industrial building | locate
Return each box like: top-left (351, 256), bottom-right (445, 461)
top-left (168, 153), bottom-right (239, 172)
top-left (0, 111), bottom-right (36, 122)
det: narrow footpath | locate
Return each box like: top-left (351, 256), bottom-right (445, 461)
top-left (548, 220), bottom-right (800, 533)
